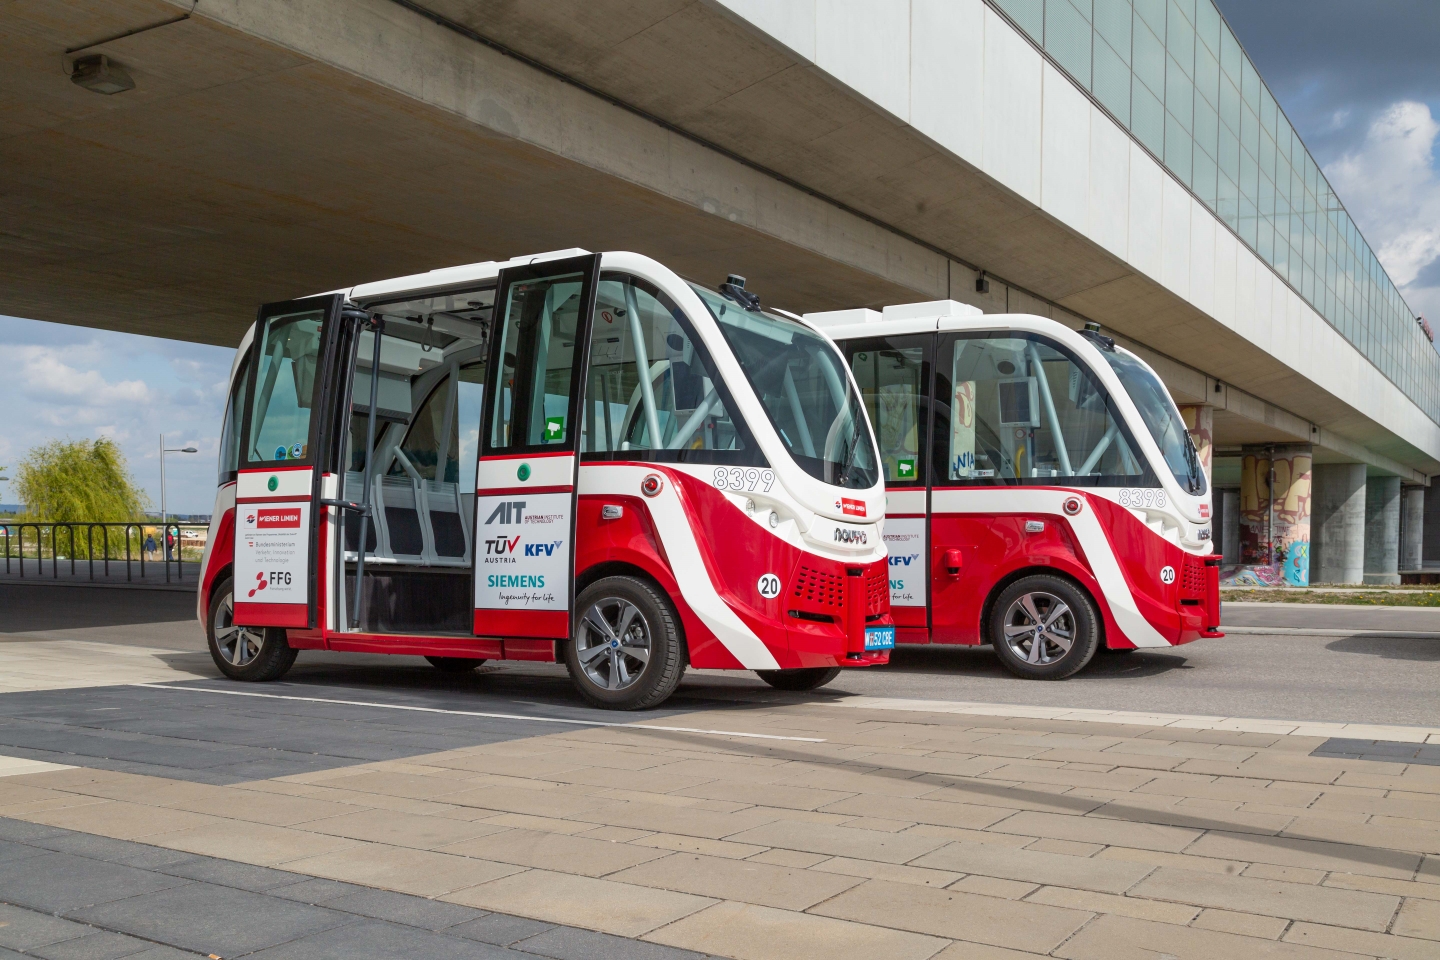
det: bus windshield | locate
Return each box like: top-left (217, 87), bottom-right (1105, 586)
top-left (1100, 349), bottom-right (1206, 496)
top-left (691, 284), bottom-right (878, 490)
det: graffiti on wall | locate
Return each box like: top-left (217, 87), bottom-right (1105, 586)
top-left (1225, 445), bottom-right (1312, 586)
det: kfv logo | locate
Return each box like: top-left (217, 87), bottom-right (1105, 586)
top-left (485, 500), bottom-right (526, 525)
top-left (524, 541), bottom-right (563, 557)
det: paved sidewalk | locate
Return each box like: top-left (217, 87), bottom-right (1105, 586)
top-left (4, 689), bottom-right (1440, 959)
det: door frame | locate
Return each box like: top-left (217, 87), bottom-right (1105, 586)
top-left (233, 293), bottom-right (347, 629)
top-left (473, 253), bottom-right (603, 641)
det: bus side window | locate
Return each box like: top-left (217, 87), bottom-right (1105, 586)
top-left (935, 335), bottom-right (1147, 485)
top-left (848, 340), bottom-right (928, 484)
top-left (218, 351), bottom-right (251, 484)
top-left (581, 276), bottom-right (744, 455)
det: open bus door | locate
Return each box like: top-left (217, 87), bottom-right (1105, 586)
top-left (232, 294), bottom-right (348, 629)
top-left (473, 254), bottom-right (601, 652)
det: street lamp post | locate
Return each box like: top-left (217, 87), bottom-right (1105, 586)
top-left (160, 434), bottom-right (198, 560)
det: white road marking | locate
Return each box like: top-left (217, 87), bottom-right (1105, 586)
top-left (817, 695), bottom-right (1440, 743)
top-left (128, 684), bottom-right (824, 742)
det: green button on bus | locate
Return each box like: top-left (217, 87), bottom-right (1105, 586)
top-left (517, 463), bottom-right (531, 481)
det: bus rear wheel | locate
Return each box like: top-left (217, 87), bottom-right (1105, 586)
top-left (425, 656), bottom-right (486, 672)
top-left (206, 576), bottom-right (298, 682)
top-left (755, 667), bottom-right (842, 691)
top-left (565, 576), bottom-right (685, 710)
top-left (988, 575), bottom-right (1099, 680)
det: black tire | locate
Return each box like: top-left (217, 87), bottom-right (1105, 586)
top-left (988, 574), bottom-right (1100, 680)
top-left (206, 576), bottom-right (298, 682)
top-left (565, 576), bottom-right (685, 710)
top-left (425, 656), bottom-right (486, 672)
top-left (755, 667), bottom-right (842, 691)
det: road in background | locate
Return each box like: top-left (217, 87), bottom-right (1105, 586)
top-left (3, 584), bottom-right (1436, 727)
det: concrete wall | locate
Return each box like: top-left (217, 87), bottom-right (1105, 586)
top-left (1310, 464), bottom-right (1367, 585)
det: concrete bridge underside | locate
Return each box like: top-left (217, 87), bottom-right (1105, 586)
top-left (2, 0), bottom-right (1436, 484)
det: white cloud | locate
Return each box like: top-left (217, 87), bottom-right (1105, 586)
top-left (0, 317), bottom-right (234, 514)
top-left (1325, 100), bottom-right (1440, 324)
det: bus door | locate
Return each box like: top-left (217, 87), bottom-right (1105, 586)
top-left (474, 254), bottom-right (601, 647)
top-left (233, 294), bottom-right (347, 629)
top-left (845, 333), bottom-right (933, 642)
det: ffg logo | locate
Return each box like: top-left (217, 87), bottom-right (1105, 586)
top-left (485, 500), bottom-right (526, 525)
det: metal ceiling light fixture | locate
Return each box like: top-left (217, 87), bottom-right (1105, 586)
top-left (69, 54), bottom-right (135, 94)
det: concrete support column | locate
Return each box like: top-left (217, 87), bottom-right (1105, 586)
top-left (1236, 444), bottom-right (1312, 585)
top-left (1311, 463), bottom-right (1367, 585)
top-left (1221, 488), bottom-right (1240, 563)
top-left (1363, 476), bottom-right (1402, 584)
top-left (1401, 486), bottom-right (1424, 573)
top-left (1424, 484), bottom-right (1440, 568)
top-left (1179, 405), bottom-right (1214, 485)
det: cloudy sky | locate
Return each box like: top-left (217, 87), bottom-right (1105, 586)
top-left (1214, 0), bottom-right (1440, 323)
top-left (2, 1), bottom-right (1437, 513)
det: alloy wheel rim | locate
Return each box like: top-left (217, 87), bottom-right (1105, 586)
top-left (575, 597), bottom-right (651, 691)
top-left (1002, 591), bottom-right (1075, 665)
top-left (214, 593), bottom-right (265, 667)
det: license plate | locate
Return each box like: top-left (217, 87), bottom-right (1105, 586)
top-left (864, 625), bottom-right (896, 650)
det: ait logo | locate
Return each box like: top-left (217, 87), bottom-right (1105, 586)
top-left (247, 571), bottom-right (268, 598)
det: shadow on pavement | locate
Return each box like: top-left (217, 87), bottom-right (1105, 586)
top-left (1326, 635), bottom-right (1440, 661)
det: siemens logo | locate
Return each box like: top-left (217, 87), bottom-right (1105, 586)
top-left (487, 574), bottom-right (546, 588)
top-left (833, 527), bottom-right (868, 545)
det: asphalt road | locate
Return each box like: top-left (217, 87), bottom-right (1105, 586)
top-left (3, 583), bottom-right (1437, 727)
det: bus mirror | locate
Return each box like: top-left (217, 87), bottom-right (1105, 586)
top-left (943, 548), bottom-right (963, 576)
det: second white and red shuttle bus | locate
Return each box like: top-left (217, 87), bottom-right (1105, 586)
top-left (198, 251), bottom-right (893, 709)
top-left (816, 301), bottom-right (1220, 679)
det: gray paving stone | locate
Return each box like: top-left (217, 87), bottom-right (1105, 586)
top-left (0, 902), bottom-right (93, 951)
top-left (31, 931), bottom-right (153, 960)
top-left (33, 833), bottom-right (199, 870)
top-left (0, 947), bottom-right (30, 959)
top-left (0, 839), bottom-right (48, 863)
top-left (155, 857), bottom-right (307, 892)
top-left (108, 949), bottom-right (198, 960)
top-left (0, 818), bottom-right (67, 843)
top-left (320, 888), bottom-right (485, 931)
top-left (69, 882), bottom-right (356, 956)
top-left (0, 853), bottom-right (188, 914)
top-left (514, 925), bottom-right (707, 960)
top-left (448, 914), bottom-right (556, 947)
top-left (269, 878), bottom-right (371, 904)
top-left (242, 919), bottom-right (516, 959)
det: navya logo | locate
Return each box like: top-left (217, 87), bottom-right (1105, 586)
top-left (485, 500), bottom-right (525, 525)
top-left (889, 553), bottom-right (919, 567)
top-left (524, 540), bottom-right (563, 557)
top-left (484, 535), bottom-right (521, 555)
top-left (833, 527), bottom-right (868, 545)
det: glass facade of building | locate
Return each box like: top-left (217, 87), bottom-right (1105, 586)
top-left (991, 0), bottom-right (1439, 424)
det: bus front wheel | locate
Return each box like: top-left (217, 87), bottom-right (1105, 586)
top-left (988, 575), bottom-right (1099, 680)
top-left (206, 576), bottom-right (298, 682)
top-left (565, 576), bottom-right (686, 710)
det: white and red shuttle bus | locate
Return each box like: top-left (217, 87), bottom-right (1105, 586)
top-left (816, 301), bottom-right (1220, 680)
top-left (197, 251), bottom-right (893, 709)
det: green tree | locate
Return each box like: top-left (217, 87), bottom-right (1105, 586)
top-left (15, 438), bottom-right (150, 521)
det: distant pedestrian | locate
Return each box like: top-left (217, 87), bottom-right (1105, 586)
top-left (144, 533), bottom-right (156, 560)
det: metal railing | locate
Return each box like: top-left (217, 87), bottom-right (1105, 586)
top-left (0, 521), bottom-right (208, 584)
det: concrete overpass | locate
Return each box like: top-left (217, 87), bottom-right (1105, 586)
top-left (5, 0), bottom-right (1437, 582)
